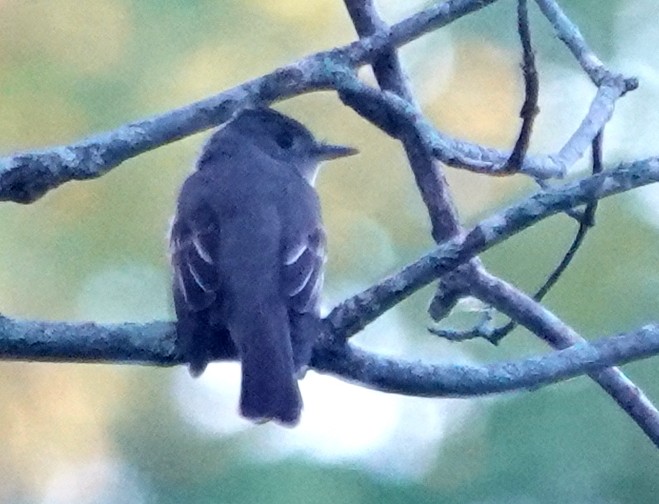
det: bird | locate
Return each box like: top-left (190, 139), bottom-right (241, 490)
top-left (168, 107), bottom-right (357, 426)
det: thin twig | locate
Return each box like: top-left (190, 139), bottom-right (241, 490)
top-left (529, 131), bottom-right (602, 295)
top-left (502, 0), bottom-right (539, 173)
top-left (481, 130), bottom-right (604, 344)
top-left (337, 76), bottom-right (560, 178)
top-left (325, 158), bottom-right (659, 339)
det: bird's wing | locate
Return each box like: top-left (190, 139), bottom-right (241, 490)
top-left (169, 198), bottom-right (221, 314)
top-left (281, 225), bottom-right (326, 315)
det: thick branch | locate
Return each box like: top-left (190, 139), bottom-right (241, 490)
top-left (344, 0), bottom-right (462, 241)
top-left (0, 0), bottom-right (501, 204)
top-left (312, 325), bottom-right (659, 397)
top-left (1, 0), bottom-right (636, 204)
top-left (337, 68), bottom-right (630, 180)
top-left (327, 157), bottom-right (659, 339)
top-left (0, 158), bottom-right (656, 441)
top-left (0, 315), bottom-right (658, 400)
top-left (343, 0), bottom-right (478, 328)
top-left (0, 0), bottom-right (655, 447)
top-left (0, 316), bottom-right (177, 363)
top-left (0, 158), bottom-right (656, 363)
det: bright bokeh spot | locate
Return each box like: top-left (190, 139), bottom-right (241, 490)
top-left (172, 303), bottom-right (478, 480)
top-left (40, 457), bottom-right (150, 504)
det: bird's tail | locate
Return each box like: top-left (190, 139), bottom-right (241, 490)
top-left (236, 306), bottom-right (302, 426)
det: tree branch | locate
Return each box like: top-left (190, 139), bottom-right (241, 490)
top-left (326, 157), bottom-right (659, 338)
top-left (0, 0), bottom-right (503, 204)
top-left (1, 315), bottom-right (658, 402)
top-left (1, 0), bottom-right (635, 204)
top-left (502, 0), bottom-right (539, 173)
top-left (312, 325), bottom-right (659, 397)
top-left (1, 158), bottom-right (656, 365)
top-left (1, 0), bottom-right (657, 448)
top-left (534, 0), bottom-right (637, 89)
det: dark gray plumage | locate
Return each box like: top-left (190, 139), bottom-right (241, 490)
top-left (169, 108), bottom-right (356, 426)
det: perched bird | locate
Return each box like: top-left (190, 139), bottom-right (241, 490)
top-left (169, 107), bottom-right (357, 425)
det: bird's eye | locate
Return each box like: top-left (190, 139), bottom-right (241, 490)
top-left (275, 130), bottom-right (294, 149)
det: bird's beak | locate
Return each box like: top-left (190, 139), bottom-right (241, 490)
top-left (314, 143), bottom-right (359, 160)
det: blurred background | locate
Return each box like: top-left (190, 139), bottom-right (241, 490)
top-left (1, 0), bottom-right (659, 502)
